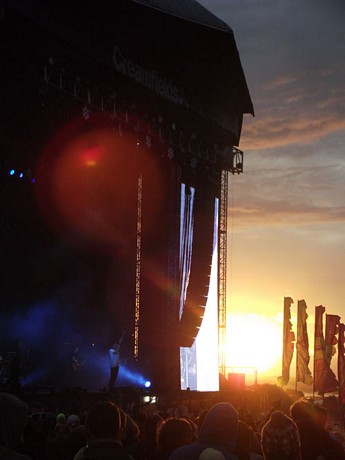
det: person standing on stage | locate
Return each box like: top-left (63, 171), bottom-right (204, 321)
top-left (108, 332), bottom-right (125, 392)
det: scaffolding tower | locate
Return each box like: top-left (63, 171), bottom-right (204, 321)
top-left (218, 148), bottom-right (243, 377)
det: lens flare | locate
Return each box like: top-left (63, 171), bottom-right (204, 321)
top-left (35, 115), bottom-right (167, 254)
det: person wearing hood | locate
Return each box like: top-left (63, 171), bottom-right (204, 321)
top-left (169, 402), bottom-right (239, 460)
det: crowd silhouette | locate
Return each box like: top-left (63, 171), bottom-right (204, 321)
top-left (1, 389), bottom-right (345, 460)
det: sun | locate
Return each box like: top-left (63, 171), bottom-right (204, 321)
top-left (226, 313), bottom-right (282, 376)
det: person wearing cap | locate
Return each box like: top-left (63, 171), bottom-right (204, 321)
top-left (169, 402), bottom-right (239, 460)
top-left (260, 410), bottom-right (301, 460)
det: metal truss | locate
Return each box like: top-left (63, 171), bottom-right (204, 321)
top-left (134, 175), bottom-right (143, 360)
top-left (218, 169), bottom-right (228, 376)
top-left (43, 64), bottom-right (222, 166)
top-left (218, 149), bottom-right (243, 377)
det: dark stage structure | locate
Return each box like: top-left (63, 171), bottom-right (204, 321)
top-left (0, 0), bottom-right (253, 393)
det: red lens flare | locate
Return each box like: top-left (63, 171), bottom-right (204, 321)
top-left (35, 115), bottom-right (167, 254)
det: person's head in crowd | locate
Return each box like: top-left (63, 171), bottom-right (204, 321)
top-left (73, 401), bottom-right (134, 460)
top-left (85, 401), bottom-right (121, 441)
top-left (169, 401), bottom-right (239, 460)
top-left (235, 420), bottom-right (262, 460)
top-left (0, 392), bottom-right (29, 452)
top-left (198, 402), bottom-right (238, 449)
top-left (142, 413), bottom-right (163, 446)
top-left (289, 399), bottom-right (323, 460)
top-left (68, 414), bottom-right (81, 429)
top-left (156, 417), bottom-right (194, 459)
top-left (65, 424), bottom-right (87, 459)
top-left (261, 410), bottom-right (301, 460)
top-left (183, 416), bottom-right (198, 441)
top-left (121, 412), bottom-right (140, 447)
top-left (55, 412), bottom-right (67, 427)
top-left (289, 399), bottom-right (316, 424)
top-left (198, 447), bottom-right (226, 460)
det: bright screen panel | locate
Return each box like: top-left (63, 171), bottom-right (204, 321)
top-left (179, 190), bottom-right (219, 391)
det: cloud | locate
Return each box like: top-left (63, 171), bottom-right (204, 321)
top-left (241, 65), bottom-right (345, 150)
top-left (241, 112), bottom-right (345, 150)
top-left (197, 0), bottom-right (345, 153)
top-left (231, 202), bottom-right (345, 229)
top-left (229, 161), bottom-right (345, 228)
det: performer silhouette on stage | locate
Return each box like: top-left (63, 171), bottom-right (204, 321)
top-left (108, 332), bottom-right (125, 392)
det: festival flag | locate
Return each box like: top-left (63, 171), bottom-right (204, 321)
top-left (325, 314), bottom-right (340, 365)
top-left (296, 299), bottom-right (313, 385)
top-left (313, 305), bottom-right (338, 395)
top-left (278, 297), bottom-right (295, 386)
top-left (338, 323), bottom-right (345, 404)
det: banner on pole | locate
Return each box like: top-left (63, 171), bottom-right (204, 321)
top-left (296, 299), bottom-right (313, 385)
top-left (278, 297), bottom-right (295, 386)
top-left (325, 314), bottom-right (340, 365)
top-left (338, 323), bottom-right (345, 404)
top-left (314, 305), bottom-right (338, 395)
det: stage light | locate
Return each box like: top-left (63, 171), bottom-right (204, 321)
top-left (9, 169), bottom-right (15, 176)
top-left (142, 395), bottom-right (156, 404)
top-left (19, 172), bottom-right (24, 179)
top-left (144, 380), bottom-right (151, 388)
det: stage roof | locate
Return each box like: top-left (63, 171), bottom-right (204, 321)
top-left (131, 0), bottom-right (231, 31)
top-left (6, 0), bottom-right (254, 146)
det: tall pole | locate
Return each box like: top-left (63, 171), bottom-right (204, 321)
top-left (312, 306), bottom-right (316, 401)
top-left (295, 302), bottom-right (299, 391)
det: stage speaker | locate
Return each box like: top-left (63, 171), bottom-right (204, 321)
top-left (227, 373), bottom-right (245, 390)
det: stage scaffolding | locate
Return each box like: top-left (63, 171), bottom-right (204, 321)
top-left (42, 61), bottom-right (244, 368)
top-left (2, 0), bottom-right (253, 391)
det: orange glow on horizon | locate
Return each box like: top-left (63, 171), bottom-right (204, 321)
top-left (226, 313), bottom-right (282, 377)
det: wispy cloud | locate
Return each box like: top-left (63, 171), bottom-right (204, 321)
top-left (229, 160), bottom-right (345, 228)
top-left (231, 202), bottom-right (345, 229)
top-left (241, 114), bottom-right (345, 150)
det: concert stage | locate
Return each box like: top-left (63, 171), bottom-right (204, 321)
top-left (0, 0), bottom-right (253, 393)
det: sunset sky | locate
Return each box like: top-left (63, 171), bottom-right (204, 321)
top-left (198, 0), bottom-right (345, 382)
